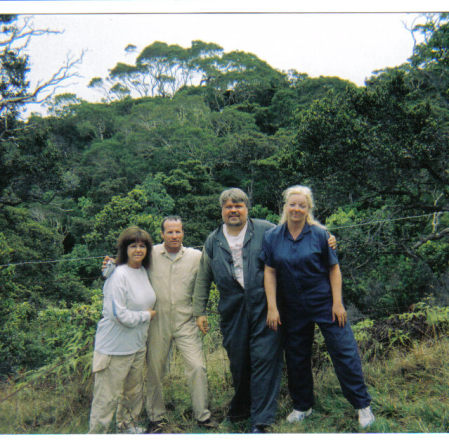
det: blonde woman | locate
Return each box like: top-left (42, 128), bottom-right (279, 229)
top-left (260, 186), bottom-right (375, 429)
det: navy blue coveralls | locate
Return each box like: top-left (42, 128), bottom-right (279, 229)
top-left (193, 218), bottom-right (283, 426)
top-left (260, 222), bottom-right (371, 412)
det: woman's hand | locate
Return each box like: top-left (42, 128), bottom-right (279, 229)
top-left (266, 307), bottom-right (282, 331)
top-left (148, 309), bottom-right (157, 319)
top-left (332, 303), bottom-right (347, 327)
top-left (196, 316), bottom-right (210, 335)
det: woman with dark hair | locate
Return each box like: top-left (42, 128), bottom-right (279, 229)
top-left (89, 226), bottom-right (157, 434)
top-left (260, 186), bottom-right (375, 429)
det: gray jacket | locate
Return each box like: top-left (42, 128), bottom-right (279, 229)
top-left (193, 218), bottom-right (275, 324)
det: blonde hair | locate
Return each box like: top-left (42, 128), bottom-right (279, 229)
top-left (279, 185), bottom-right (325, 229)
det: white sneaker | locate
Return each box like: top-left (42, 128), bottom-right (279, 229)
top-left (358, 406), bottom-right (375, 428)
top-left (286, 408), bottom-right (312, 423)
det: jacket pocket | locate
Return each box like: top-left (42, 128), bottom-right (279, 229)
top-left (92, 351), bottom-right (111, 373)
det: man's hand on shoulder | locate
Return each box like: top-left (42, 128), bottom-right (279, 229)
top-left (102, 256), bottom-right (116, 279)
top-left (102, 255), bottom-right (115, 270)
top-left (328, 234), bottom-right (337, 250)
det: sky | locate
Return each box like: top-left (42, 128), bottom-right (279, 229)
top-left (1, 1), bottom-right (445, 116)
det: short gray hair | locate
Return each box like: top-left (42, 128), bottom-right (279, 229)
top-left (219, 188), bottom-right (250, 208)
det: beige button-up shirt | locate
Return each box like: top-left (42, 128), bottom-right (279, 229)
top-left (149, 243), bottom-right (202, 328)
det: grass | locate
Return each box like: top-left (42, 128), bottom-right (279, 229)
top-left (271, 337), bottom-right (449, 434)
top-left (0, 375), bottom-right (91, 434)
top-left (0, 337), bottom-right (448, 434)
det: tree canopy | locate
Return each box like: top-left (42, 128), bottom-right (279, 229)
top-left (1, 13), bottom-right (449, 378)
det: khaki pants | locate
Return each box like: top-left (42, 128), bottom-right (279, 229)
top-left (145, 318), bottom-right (210, 422)
top-left (89, 348), bottom-right (146, 433)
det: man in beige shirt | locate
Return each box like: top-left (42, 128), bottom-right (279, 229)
top-left (145, 216), bottom-right (213, 431)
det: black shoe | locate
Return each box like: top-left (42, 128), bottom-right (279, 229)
top-left (251, 424), bottom-right (268, 433)
top-left (197, 418), bottom-right (218, 429)
top-left (146, 419), bottom-right (166, 433)
top-left (228, 413), bottom-right (250, 423)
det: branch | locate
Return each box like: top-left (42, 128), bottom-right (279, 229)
top-left (412, 226), bottom-right (449, 249)
top-left (1, 16), bottom-right (61, 49)
top-left (0, 50), bottom-right (84, 110)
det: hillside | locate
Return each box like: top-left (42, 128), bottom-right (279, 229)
top-left (1, 302), bottom-right (448, 434)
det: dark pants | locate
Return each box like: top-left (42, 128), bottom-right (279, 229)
top-left (221, 304), bottom-right (283, 426)
top-left (285, 319), bottom-right (371, 411)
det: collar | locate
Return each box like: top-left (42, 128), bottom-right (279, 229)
top-left (217, 219), bottom-right (253, 252)
top-left (158, 243), bottom-right (184, 257)
top-left (283, 222), bottom-right (311, 241)
top-left (223, 220), bottom-right (248, 239)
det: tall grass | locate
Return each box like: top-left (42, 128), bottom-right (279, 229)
top-left (0, 370), bottom-right (92, 434)
top-left (272, 338), bottom-right (449, 433)
top-left (1, 337), bottom-right (448, 434)
top-left (1, 300), bottom-right (448, 434)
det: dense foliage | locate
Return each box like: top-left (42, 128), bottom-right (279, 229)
top-left (1, 13), bottom-right (448, 383)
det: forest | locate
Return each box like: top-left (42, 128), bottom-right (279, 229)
top-left (0, 13), bottom-right (448, 433)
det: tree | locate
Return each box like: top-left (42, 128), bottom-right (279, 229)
top-left (112, 93), bottom-right (217, 174)
top-left (0, 117), bottom-right (65, 207)
top-left (0, 15), bottom-right (82, 128)
top-left (0, 15), bottom-right (83, 207)
top-left (47, 93), bottom-right (83, 117)
top-left (278, 71), bottom-right (448, 215)
top-left (90, 40), bottom-right (224, 100)
top-left (409, 13), bottom-right (449, 105)
top-left (200, 50), bottom-right (287, 112)
top-left (159, 160), bottom-right (222, 245)
top-left (275, 68), bottom-right (449, 313)
top-left (267, 75), bottom-right (355, 131)
top-left (211, 116), bottom-right (277, 199)
top-left (83, 179), bottom-right (172, 254)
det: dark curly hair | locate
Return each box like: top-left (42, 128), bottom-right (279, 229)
top-left (115, 226), bottom-right (153, 269)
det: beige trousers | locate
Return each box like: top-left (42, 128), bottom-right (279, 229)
top-left (145, 318), bottom-right (210, 422)
top-left (88, 348), bottom-right (146, 433)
